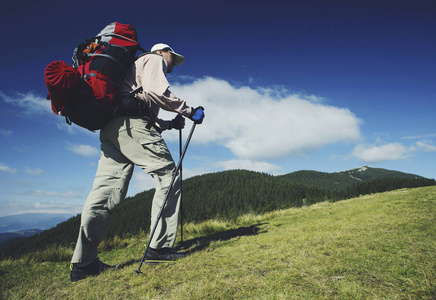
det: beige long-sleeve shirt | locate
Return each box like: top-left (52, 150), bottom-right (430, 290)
top-left (120, 53), bottom-right (192, 129)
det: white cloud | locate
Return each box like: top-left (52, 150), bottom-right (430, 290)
top-left (0, 129), bottom-right (12, 136)
top-left (25, 167), bottom-right (44, 175)
top-left (130, 171), bottom-right (156, 193)
top-left (352, 143), bottom-right (411, 163)
top-left (66, 142), bottom-right (100, 157)
top-left (415, 141), bottom-right (436, 152)
top-left (0, 162), bottom-right (17, 174)
top-left (0, 201), bottom-right (82, 217)
top-left (7, 189), bottom-right (82, 198)
top-left (403, 132), bottom-right (436, 140)
top-left (353, 139), bottom-right (436, 163)
top-left (30, 190), bottom-right (81, 198)
top-left (215, 159), bottom-right (282, 174)
top-left (171, 77), bottom-right (362, 161)
top-left (0, 91), bottom-right (51, 115)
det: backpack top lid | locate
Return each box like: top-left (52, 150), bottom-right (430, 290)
top-left (96, 22), bottom-right (138, 47)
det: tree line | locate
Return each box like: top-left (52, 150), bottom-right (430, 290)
top-left (1, 170), bottom-right (435, 259)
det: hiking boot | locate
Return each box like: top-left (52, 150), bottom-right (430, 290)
top-left (70, 258), bottom-right (118, 282)
top-left (145, 247), bottom-right (186, 264)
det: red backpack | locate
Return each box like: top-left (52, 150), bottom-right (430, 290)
top-left (44, 22), bottom-right (144, 131)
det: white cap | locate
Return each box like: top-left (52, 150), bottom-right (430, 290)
top-left (150, 43), bottom-right (185, 65)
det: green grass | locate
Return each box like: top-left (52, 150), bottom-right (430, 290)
top-left (1, 186), bottom-right (435, 299)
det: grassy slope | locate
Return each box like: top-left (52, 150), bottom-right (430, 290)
top-left (1, 186), bottom-right (435, 299)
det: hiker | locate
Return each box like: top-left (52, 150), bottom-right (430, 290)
top-left (70, 43), bottom-right (205, 282)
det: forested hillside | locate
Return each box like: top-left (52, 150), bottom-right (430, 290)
top-left (1, 167), bottom-right (435, 259)
top-left (279, 170), bottom-right (357, 190)
top-left (279, 166), bottom-right (426, 190)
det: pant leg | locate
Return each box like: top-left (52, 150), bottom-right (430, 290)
top-left (71, 140), bottom-right (133, 264)
top-left (147, 163), bottom-right (181, 249)
top-left (102, 117), bottom-right (181, 249)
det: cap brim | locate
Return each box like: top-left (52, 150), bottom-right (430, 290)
top-left (170, 52), bottom-right (184, 65)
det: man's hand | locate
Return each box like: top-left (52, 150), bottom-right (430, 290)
top-left (189, 106), bottom-right (205, 124)
top-left (170, 114), bottom-right (185, 130)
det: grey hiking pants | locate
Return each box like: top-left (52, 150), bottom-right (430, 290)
top-left (71, 116), bottom-right (181, 265)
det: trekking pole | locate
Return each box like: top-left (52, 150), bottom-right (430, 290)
top-left (134, 122), bottom-right (197, 275)
top-left (179, 128), bottom-right (184, 244)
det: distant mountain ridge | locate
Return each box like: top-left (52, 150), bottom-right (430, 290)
top-left (0, 213), bottom-right (73, 233)
top-left (279, 166), bottom-right (425, 191)
top-left (338, 166), bottom-right (424, 181)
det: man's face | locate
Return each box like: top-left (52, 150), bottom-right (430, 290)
top-left (161, 51), bottom-right (175, 73)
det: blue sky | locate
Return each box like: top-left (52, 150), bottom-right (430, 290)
top-left (0, 0), bottom-right (435, 217)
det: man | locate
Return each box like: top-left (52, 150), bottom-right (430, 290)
top-left (70, 43), bottom-right (205, 282)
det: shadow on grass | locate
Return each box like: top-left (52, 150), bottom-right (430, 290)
top-left (177, 223), bottom-right (267, 254)
top-left (120, 223), bottom-right (267, 272)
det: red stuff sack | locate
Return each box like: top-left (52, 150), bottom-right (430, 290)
top-left (44, 22), bottom-right (143, 131)
top-left (44, 61), bottom-right (80, 115)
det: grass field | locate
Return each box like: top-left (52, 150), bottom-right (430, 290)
top-left (1, 186), bottom-right (435, 299)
